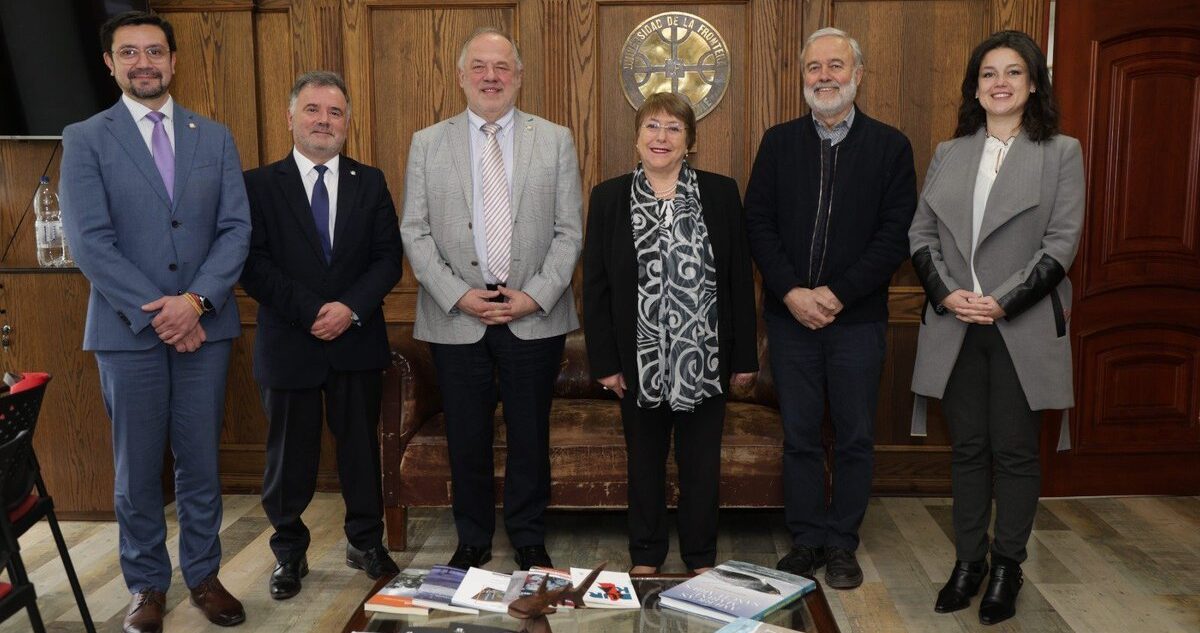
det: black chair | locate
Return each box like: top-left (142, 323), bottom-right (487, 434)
top-left (0, 430), bottom-right (46, 633)
top-left (0, 379), bottom-right (95, 632)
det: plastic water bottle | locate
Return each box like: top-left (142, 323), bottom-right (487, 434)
top-left (33, 176), bottom-right (69, 267)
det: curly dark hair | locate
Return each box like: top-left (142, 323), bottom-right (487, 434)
top-left (954, 30), bottom-right (1059, 142)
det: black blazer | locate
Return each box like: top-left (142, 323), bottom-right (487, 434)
top-left (240, 154), bottom-right (403, 389)
top-left (582, 170), bottom-right (759, 394)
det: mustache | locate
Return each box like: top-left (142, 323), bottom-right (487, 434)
top-left (128, 69), bottom-right (162, 80)
top-left (811, 81), bottom-right (842, 90)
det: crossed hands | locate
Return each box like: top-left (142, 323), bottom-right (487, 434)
top-left (784, 286), bottom-right (843, 330)
top-left (142, 295), bottom-right (205, 353)
top-left (941, 289), bottom-right (1005, 324)
top-left (598, 372), bottom-right (757, 400)
top-left (311, 301), bottom-right (354, 341)
top-left (455, 287), bottom-right (540, 326)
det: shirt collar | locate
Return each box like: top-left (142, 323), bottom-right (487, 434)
top-left (123, 93), bottom-right (175, 123)
top-left (292, 147), bottom-right (340, 178)
top-left (466, 107), bottom-right (516, 134)
top-left (813, 105), bottom-right (856, 133)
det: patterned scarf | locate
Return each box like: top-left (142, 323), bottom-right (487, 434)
top-left (629, 161), bottom-right (722, 411)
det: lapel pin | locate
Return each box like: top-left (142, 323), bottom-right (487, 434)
top-left (526, 125), bottom-right (533, 131)
top-left (188, 122), bottom-right (196, 129)
top-left (350, 170), bottom-right (356, 176)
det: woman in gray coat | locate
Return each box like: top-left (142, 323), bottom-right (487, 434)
top-left (909, 30), bottom-right (1083, 625)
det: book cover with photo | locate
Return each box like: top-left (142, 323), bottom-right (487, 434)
top-left (502, 567), bottom-right (577, 608)
top-left (659, 560), bottom-right (816, 622)
top-left (411, 565), bottom-right (480, 615)
top-left (569, 567), bottom-right (640, 609)
top-left (450, 567), bottom-right (515, 614)
top-left (365, 567), bottom-right (431, 616)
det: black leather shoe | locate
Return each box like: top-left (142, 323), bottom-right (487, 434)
top-left (934, 559), bottom-right (988, 613)
top-left (269, 556), bottom-right (308, 600)
top-left (447, 544), bottom-right (493, 570)
top-left (776, 545), bottom-right (827, 577)
top-left (978, 557), bottom-right (1023, 625)
top-left (514, 545), bottom-right (553, 571)
top-left (346, 544), bottom-right (400, 579)
top-left (824, 547), bottom-right (864, 589)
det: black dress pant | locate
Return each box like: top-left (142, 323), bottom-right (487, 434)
top-left (942, 324), bottom-right (1042, 563)
top-left (430, 326), bottom-right (565, 549)
top-left (261, 369), bottom-right (384, 562)
top-left (766, 313), bottom-right (886, 551)
top-left (620, 393), bottom-right (726, 570)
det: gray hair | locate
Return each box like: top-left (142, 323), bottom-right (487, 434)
top-left (288, 70), bottom-right (351, 115)
top-left (456, 27), bottom-right (523, 72)
top-left (802, 27), bottom-right (864, 68)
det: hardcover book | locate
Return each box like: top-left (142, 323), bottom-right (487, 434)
top-left (569, 567), bottom-right (640, 609)
top-left (715, 617), bottom-right (803, 632)
top-left (450, 567), bottom-right (515, 614)
top-left (411, 565), bottom-right (480, 615)
top-left (364, 568), bottom-right (431, 616)
top-left (659, 560), bottom-right (815, 622)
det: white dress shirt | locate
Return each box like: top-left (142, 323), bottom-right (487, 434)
top-left (971, 134), bottom-right (1016, 293)
top-left (467, 108), bottom-right (515, 284)
top-left (292, 148), bottom-right (340, 248)
top-left (122, 93), bottom-right (175, 156)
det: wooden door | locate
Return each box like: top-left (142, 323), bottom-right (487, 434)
top-left (1043, 0), bottom-right (1200, 495)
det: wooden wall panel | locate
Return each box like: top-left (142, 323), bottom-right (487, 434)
top-left (0, 0), bottom-right (1064, 513)
top-left (0, 141), bottom-right (62, 269)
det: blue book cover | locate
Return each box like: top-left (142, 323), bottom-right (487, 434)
top-left (659, 560), bottom-right (815, 623)
top-left (411, 564), bottom-right (479, 614)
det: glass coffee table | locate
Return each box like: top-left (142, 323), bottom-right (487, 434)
top-left (341, 574), bottom-right (840, 632)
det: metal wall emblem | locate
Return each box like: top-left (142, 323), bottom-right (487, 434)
top-left (620, 12), bottom-right (731, 120)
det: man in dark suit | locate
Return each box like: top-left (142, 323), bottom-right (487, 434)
top-left (240, 71), bottom-right (403, 599)
top-left (745, 27), bottom-right (916, 590)
top-left (60, 11), bottom-right (250, 633)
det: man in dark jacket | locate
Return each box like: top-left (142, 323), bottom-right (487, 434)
top-left (240, 71), bottom-right (403, 599)
top-left (745, 27), bottom-right (917, 589)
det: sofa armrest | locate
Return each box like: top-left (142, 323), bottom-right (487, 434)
top-left (380, 336), bottom-right (441, 507)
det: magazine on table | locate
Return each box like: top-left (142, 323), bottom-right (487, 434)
top-left (411, 565), bottom-right (480, 615)
top-left (569, 567), bottom-right (640, 609)
top-left (715, 617), bottom-right (803, 632)
top-left (450, 567), bottom-right (515, 614)
top-left (364, 567), bottom-right (431, 616)
top-left (502, 567), bottom-right (577, 608)
top-left (659, 560), bottom-right (815, 622)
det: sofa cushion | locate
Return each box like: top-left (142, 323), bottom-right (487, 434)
top-left (398, 398), bottom-right (785, 508)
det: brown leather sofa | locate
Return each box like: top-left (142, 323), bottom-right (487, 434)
top-left (381, 323), bottom-right (784, 551)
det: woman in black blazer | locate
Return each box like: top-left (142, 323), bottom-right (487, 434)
top-left (582, 92), bottom-right (758, 574)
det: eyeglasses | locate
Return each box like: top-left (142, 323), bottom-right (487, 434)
top-left (642, 122), bottom-right (685, 136)
top-left (113, 46), bottom-right (169, 62)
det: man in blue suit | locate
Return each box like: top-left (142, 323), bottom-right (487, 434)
top-left (60, 11), bottom-right (250, 633)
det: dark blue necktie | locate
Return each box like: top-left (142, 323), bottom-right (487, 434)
top-left (311, 164), bottom-right (332, 263)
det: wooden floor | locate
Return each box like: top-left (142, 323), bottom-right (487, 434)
top-left (5, 494), bottom-right (1199, 632)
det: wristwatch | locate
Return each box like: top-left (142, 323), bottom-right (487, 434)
top-left (191, 293), bottom-right (215, 313)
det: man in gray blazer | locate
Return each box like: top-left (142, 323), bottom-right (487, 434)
top-left (401, 27), bottom-right (582, 572)
top-left (60, 11), bottom-right (249, 633)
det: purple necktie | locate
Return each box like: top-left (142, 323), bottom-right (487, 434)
top-left (145, 111), bottom-right (174, 201)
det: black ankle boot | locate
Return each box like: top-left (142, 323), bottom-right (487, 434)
top-left (934, 559), bottom-right (988, 613)
top-left (978, 556), bottom-right (1023, 625)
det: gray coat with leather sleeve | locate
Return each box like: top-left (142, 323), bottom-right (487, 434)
top-left (908, 129), bottom-right (1084, 411)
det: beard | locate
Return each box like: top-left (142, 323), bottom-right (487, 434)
top-left (804, 78), bottom-right (858, 120)
top-left (127, 70), bottom-right (169, 100)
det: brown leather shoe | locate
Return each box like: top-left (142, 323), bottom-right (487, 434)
top-left (123, 589), bottom-right (166, 633)
top-left (189, 574), bottom-right (246, 627)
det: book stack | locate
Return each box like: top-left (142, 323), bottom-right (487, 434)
top-left (658, 560), bottom-right (816, 623)
top-left (364, 568), bottom-right (431, 616)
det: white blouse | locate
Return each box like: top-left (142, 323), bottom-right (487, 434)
top-left (970, 134), bottom-right (1017, 293)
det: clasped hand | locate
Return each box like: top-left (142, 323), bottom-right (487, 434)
top-left (142, 295), bottom-right (205, 352)
top-left (455, 287), bottom-right (540, 325)
top-left (783, 286), bottom-right (843, 330)
top-left (941, 289), bottom-right (1005, 324)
